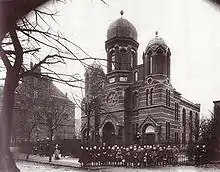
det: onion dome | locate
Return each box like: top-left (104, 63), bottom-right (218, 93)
top-left (107, 10), bottom-right (137, 41)
top-left (145, 31), bottom-right (169, 52)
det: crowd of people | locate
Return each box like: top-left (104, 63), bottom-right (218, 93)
top-left (194, 144), bottom-right (209, 166)
top-left (79, 144), bottom-right (180, 167)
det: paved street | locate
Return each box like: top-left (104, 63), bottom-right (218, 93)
top-left (16, 161), bottom-right (220, 172)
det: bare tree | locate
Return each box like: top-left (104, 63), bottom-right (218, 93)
top-left (72, 63), bottom-right (107, 146)
top-left (0, 7), bottom-right (99, 172)
top-left (0, 0), bottom-right (108, 170)
top-left (0, 0), bottom-right (51, 41)
top-left (37, 94), bottom-right (74, 162)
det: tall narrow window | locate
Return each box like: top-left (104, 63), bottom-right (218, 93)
top-left (177, 103), bottom-right (179, 120)
top-left (168, 90), bottom-right (170, 106)
top-left (131, 56), bottom-right (134, 68)
top-left (134, 71), bottom-right (138, 82)
top-left (118, 57), bottom-right (121, 70)
top-left (175, 103), bottom-right (177, 120)
top-left (175, 132), bottom-right (179, 144)
top-left (175, 102), bottom-right (179, 120)
top-left (166, 121), bottom-right (170, 141)
top-left (150, 56), bottom-right (153, 74)
top-left (112, 55), bottom-right (115, 71)
top-left (182, 133), bottom-right (186, 145)
top-left (195, 112), bottom-right (199, 140)
top-left (146, 89), bottom-right (149, 106)
top-left (150, 88), bottom-right (153, 105)
top-left (182, 108), bottom-right (186, 144)
top-left (189, 111), bottom-right (193, 142)
top-left (166, 89), bottom-right (168, 105)
top-left (166, 89), bottom-right (170, 106)
top-left (182, 108), bottom-right (186, 126)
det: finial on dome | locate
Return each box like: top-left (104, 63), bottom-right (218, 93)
top-left (120, 10), bottom-right (124, 18)
top-left (155, 31), bottom-right (158, 37)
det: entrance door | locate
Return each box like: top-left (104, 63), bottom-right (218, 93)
top-left (142, 125), bottom-right (156, 145)
top-left (102, 122), bottom-right (115, 146)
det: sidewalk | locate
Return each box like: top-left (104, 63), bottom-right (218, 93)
top-left (14, 153), bottom-right (82, 169)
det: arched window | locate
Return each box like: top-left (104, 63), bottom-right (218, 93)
top-left (145, 125), bottom-right (155, 134)
top-left (112, 55), bottom-right (115, 71)
top-left (189, 111), bottom-right (193, 142)
top-left (182, 108), bottom-right (186, 144)
top-left (182, 108), bottom-right (186, 126)
top-left (131, 56), bottom-right (134, 68)
top-left (134, 71), bottom-right (138, 82)
top-left (166, 121), bottom-right (170, 141)
top-left (175, 102), bottom-right (179, 120)
top-left (150, 56), bottom-right (153, 74)
top-left (150, 88), bottom-right (153, 105)
top-left (146, 89), bottom-right (149, 106)
top-left (166, 89), bottom-right (170, 106)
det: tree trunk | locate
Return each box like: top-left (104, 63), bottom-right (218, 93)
top-left (48, 130), bottom-right (53, 162)
top-left (0, 74), bottom-right (20, 172)
top-left (0, 0), bottom-right (50, 41)
top-left (26, 136), bottom-right (31, 160)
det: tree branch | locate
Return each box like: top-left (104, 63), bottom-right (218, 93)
top-left (0, 46), bottom-right (12, 70)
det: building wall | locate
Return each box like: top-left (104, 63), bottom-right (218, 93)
top-left (14, 65), bottom-right (75, 143)
top-left (81, 18), bottom-right (200, 146)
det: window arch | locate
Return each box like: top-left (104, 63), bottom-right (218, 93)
top-left (150, 56), bottom-right (153, 74)
top-left (111, 55), bottom-right (115, 71)
top-left (146, 89), bottom-right (149, 106)
top-left (150, 88), bottom-right (153, 105)
top-left (147, 50), bottom-right (152, 56)
top-left (156, 47), bottom-right (164, 54)
top-left (131, 56), bottom-right (134, 68)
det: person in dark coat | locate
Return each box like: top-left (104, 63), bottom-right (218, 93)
top-left (194, 145), bottom-right (200, 166)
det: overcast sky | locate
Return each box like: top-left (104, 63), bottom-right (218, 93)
top-left (2, 0), bottom-right (220, 118)
top-left (45, 0), bottom-right (220, 118)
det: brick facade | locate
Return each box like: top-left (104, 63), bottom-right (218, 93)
top-left (14, 64), bottom-right (75, 142)
top-left (81, 15), bottom-right (200, 146)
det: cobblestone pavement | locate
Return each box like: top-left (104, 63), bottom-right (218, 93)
top-left (16, 161), bottom-right (220, 172)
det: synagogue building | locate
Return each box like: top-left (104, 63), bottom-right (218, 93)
top-left (81, 12), bottom-right (200, 146)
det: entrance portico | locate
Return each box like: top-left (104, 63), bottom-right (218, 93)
top-left (140, 115), bottom-right (160, 145)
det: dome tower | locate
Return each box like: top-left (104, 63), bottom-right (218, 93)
top-left (143, 32), bottom-right (171, 80)
top-left (105, 11), bottom-right (139, 78)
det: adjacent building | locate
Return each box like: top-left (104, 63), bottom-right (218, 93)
top-left (81, 12), bottom-right (200, 146)
top-left (14, 63), bottom-right (75, 143)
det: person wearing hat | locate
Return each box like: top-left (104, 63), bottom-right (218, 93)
top-left (172, 146), bottom-right (179, 166)
top-left (194, 144), bottom-right (200, 166)
top-left (54, 144), bottom-right (60, 160)
top-left (157, 146), bottom-right (163, 166)
top-left (101, 144), bottom-right (107, 166)
top-left (201, 144), bottom-right (208, 166)
top-left (166, 145), bottom-right (173, 165)
top-left (79, 146), bottom-right (84, 166)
